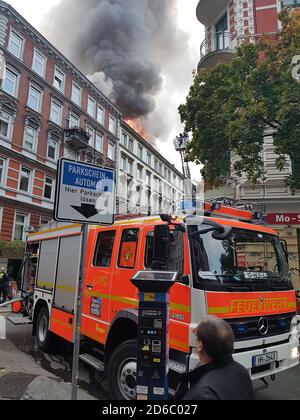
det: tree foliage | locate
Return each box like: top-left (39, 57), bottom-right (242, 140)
top-left (179, 9), bottom-right (300, 191)
top-left (0, 241), bottom-right (26, 254)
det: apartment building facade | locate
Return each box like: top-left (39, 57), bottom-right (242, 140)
top-left (119, 122), bottom-right (184, 216)
top-left (0, 2), bottom-right (184, 273)
top-left (0, 1), bottom-right (120, 271)
top-left (197, 0), bottom-right (300, 289)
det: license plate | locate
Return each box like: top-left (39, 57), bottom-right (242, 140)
top-left (253, 351), bottom-right (278, 367)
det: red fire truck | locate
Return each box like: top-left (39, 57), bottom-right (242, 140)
top-left (11, 201), bottom-right (300, 399)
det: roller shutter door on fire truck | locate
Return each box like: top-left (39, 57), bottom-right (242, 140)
top-left (53, 236), bottom-right (81, 313)
top-left (36, 239), bottom-right (59, 291)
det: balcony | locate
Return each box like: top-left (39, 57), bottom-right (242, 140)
top-left (196, 0), bottom-right (229, 26)
top-left (198, 31), bottom-right (235, 71)
top-left (65, 128), bottom-right (90, 151)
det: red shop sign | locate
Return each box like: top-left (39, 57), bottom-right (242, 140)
top-left (265, 213), bottom-right (300, 225)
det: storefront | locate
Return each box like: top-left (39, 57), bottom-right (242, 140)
top-left (265, 213), bottom-right (300, 291)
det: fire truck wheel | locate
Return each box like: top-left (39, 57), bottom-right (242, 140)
top-left (36, 306), bottom-right (54, 352)
top-left (107, 339), bottom-right (137, 400)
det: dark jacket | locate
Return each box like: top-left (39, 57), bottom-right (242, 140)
top-left (0, 272), bottom-right (9, 285)
top-left (176, 357), bottom-right (255, 401)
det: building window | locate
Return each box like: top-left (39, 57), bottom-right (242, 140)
top-left (97, 106), bottom-right (104, 125)
top-left (146, 171), bottom-right (151, 186)
top-left (0, 113), bottom-right (10, 139)
top-left (71, 82), bottom-right (81, 105)
top-left (23, 125), bottom-right (37, 151)
top-left (50, 100), bottom-right (62, 126)
top-left (8, 31), bottom-right (23, 59)
top-left (108, 142), bottom-right (115, 161)
top-left (154, 159), bottom-right (158, 172)
top-left (137, 165), bottom-right (143, 180)
top-left (159, 163), bottom-right (162, 175)
top-left (282, 0), bottom-right (300, 7)
top-left (121, 155), bottom-right (127, 172)
top-left (28, 85), bottom-right (41, 113)
top-left (40, 218), bottom-right (50, 225)
top-left (44, 176), bottom-right (54, 200)
top-left (47, 137), bottom-right (58, 161)
top-left (19, 167), bottom-right (32, 193)
top-left (14, 213), bottom-right (28, 241)
top-left (121, 133), bottom-right (127, 148)
top-left (0, 157), bottom-right (6, 186)
top-left (292, 160), bottom-right (300, 180)
top-left (87, 97), bottom-right (96, 117)
top-left (53, 68), bottom-right (65, 92)
top-left (128, 138), bottom-right (134, 153)
top-left (109, 116), bottom-right (116, 134)
top-left (95, 133), bottom-right (103, 153)
top-left (87, 125), bottom-right (95, 147)
top-left (3, 67), bottom-right (18, 97)
top-left (138, 146), bottom-right (143, 161)
top-left (69, 112), bottom-right (79, 128)
top-left (128, 159), bottom-right (134, 176)
top-left (32, 49), bottom-right (46, 77)
top-left (147, 153), bottom-right (151, 167)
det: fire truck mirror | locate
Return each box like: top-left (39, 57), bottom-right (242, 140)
top-left (153, 225), bottom-right (170, 269)
top-left (212, 226), bottom-right (232, 241)
top-left (280, 240), bottom-right (289, 264)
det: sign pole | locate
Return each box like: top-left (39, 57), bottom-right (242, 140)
top-left (71, 223), bottom-right (88, 400)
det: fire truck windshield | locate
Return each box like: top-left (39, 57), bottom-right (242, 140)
top-left (189, 226), bottom-right (293, 292)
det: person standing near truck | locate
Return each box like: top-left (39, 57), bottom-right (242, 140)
top-left (0, 267), bottom-right (9, 303)
top-left (177, 316), bottom-right (255, 400)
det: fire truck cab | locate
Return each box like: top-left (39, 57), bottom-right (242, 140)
top-left (18, 201), bottom-right (299, 400)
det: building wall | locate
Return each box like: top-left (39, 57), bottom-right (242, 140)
top-left (0, 1), bottom-right (121, 254)
top-left (0, 0), bottom-right (185, 267)
top-left (119, 123), bottom-right (184, 216)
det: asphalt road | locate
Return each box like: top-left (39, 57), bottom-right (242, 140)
top-left (4, 315), bottom-right (300, 400)
top-left (4, 316), bottom-right (108, 400)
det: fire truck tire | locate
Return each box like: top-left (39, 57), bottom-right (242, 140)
top-left (36, 306), bottom-right (55, 352)
top-left (107, 339), bottom-right (138, 400)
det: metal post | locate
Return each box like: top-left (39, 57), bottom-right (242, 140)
top-left (71, 223), bottom-right (88, 400)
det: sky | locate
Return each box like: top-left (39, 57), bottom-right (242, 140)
top-left (6, 0), bottom-right (204, 181)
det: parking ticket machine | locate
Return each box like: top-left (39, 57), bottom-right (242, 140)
top-left (131, 271), bottom-right (177, 401)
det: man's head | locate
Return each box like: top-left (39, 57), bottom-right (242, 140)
top-left (193, 316), bottom-right (235, 366)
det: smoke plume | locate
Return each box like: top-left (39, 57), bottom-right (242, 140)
top-left (43, 0), bottom-right (195, 139)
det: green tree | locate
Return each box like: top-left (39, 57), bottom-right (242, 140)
top-left (179, 8), bottom-right (300, 191)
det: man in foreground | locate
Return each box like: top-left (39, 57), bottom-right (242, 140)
top-left (177, 316), bottom-right (255, 400)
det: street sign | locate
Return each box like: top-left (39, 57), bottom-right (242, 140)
top-left (54, 158), bottom-right (116, 225)
top-left (265, 213), bottom-right (300, 225)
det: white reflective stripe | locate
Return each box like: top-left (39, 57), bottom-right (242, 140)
top-left (81, 314), bottom-right (110, 325)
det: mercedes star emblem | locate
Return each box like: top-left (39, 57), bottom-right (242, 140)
top-left (258, 317), bottom-right (269, 336)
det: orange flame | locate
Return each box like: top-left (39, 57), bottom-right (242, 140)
top-left (125, 119), bottom-right (151, 142)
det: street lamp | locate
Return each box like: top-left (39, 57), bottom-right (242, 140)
top-left (173, 134), bottom-right (191, 180)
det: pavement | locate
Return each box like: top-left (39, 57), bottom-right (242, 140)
top-left (0, 309), bottom-right (96, 400)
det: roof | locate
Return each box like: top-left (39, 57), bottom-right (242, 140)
top-left (122, 121), bottom-right (184, 179)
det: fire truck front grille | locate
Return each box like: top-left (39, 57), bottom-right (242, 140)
top-left (228, 313), bottom-right (295, 341)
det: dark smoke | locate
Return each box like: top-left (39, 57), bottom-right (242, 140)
top-left (43, 0), bottom-right (193, 123)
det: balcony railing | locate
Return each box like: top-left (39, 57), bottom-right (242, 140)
top-left (199, 31), bottom-right (281, 70)
top-left (65, 127), bottom-right (90, 151)
top-left (200, 31), bottom-right (234, 59)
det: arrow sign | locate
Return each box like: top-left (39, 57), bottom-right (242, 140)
top-left (72, 204), bottom-right (99, 219)
top-left (54, 159), bottom-right (116, 225)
